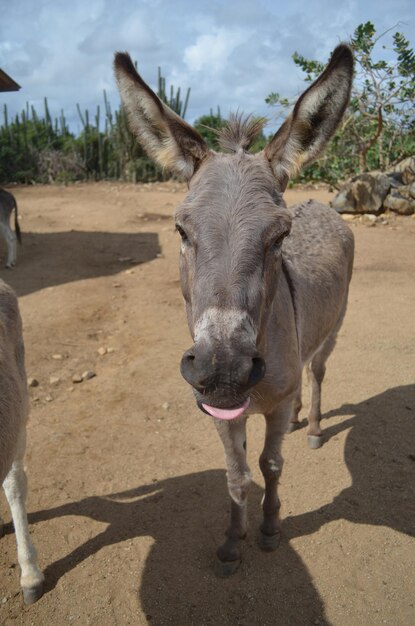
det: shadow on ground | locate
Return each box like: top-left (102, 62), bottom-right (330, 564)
top-left (285, 384), bottom-right (415, 539)
top-left (21, 384), bottom-right (414, 625)
top-left (0, 230), bottom-right (160, 297)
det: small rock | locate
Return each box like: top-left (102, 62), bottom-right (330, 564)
top-left (125, 269), bottom-right (135, 275)
top-left (52, 353), bottom-right (64, 360)
top-left (1, 596), bottom-right (8, 604)
top-left (27, 377), bottom-right (39, 388)
top-left (341, 214), bottom-right (356, 222)
top-left (72, 374), bottom-right (83, 383)
top-left (49, 376), bottom-right (60, 385)
top-left (112, 283), bottom-right (121, 288)
top-left (68, 387), bottom-right (75, 392)
top-left (162, 402), bottom-right (170, 410)
top-left (361, 213), bottom-right (377, 226)
top-left (156, 253), bottom-right (164, 259)
top-left (82, 370), bottom-right (96, 381)
top-left (107, 347), bottom-right (115, 353)
top-left (45, 394), bottom-right (53, 402)
top-left (97, 347), bottom-right (107, 356)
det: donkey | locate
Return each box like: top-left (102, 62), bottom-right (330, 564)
top-left (114, 44), bottom-right (354, 575)
top-left (0, 189), bottom-right (22, 268)
top-left (0, 280), bottom-right (44, 602)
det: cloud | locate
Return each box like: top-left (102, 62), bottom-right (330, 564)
top-left (0, 0), bottom-right (414, 135)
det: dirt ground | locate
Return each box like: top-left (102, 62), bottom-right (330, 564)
top-left (0, 181), bottom-right (414, 626)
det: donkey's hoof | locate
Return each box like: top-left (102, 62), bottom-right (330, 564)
top-left (258, 531), bottom-right (281, 552)
top-left (214, 557), bottom-right (241, 578)
top-left (286, 421), bottom-right (301, 433)
top-left (307, 434), bottom-right (323, 449)
top-left (23, 582), bottom-right (44, 605)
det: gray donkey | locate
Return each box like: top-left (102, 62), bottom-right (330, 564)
top-left (115, 44), bottom-right (354, 575)
top-left (0, 280), bottom-right (44, 602)
top-left (0, 189), bottom-right (22, 268)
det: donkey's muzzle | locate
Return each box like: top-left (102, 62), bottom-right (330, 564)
top-left (180, 347), bottom-right (265, 397)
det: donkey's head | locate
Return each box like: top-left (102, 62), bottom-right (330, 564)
top-left (114, 45), bottom-right (353, 419)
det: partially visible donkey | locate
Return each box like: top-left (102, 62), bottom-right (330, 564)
top-left (115, 44), bottom-right (354, 574)
top-left (0, 189), bottom-right (22, 268)
top-left (0, 280), bottom-right (44, 602)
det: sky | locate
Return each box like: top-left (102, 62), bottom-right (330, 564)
top-left (1, 0), bottom-right (414, 136)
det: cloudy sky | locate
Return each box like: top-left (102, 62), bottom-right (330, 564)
top-left (1, 0), bottom-right (414, 135)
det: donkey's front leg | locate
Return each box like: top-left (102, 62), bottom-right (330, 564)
top-left (259, 397), bottom-right (293, 551)
top-left (213, 416), bottom-right (250, 577)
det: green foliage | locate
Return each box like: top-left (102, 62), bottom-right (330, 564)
top-left (194, 108), bottom-right (226, 149)
top-left (266, 22), bottom-right (415, 186)
top-left (0, 68), bottom-right (188, 184)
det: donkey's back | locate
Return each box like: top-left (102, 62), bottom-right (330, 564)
top-left (284, 200), bottom-right (354, 364)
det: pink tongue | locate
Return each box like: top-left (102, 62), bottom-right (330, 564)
top-left (202, 398), bottom-right (250, 420)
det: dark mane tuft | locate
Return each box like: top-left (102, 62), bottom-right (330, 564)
top-left (217, 113), bottom-right (267, 153)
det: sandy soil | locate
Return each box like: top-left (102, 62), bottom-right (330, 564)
top-left (0, 182), bottom-right (414, 626)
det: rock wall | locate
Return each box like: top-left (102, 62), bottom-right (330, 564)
top-left (331, 157), bottom-right (415, 215)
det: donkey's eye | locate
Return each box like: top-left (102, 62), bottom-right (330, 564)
top-left (176, 224), bottom-right (189, 242)
top-left (272, 231), bottom-right (287, 252)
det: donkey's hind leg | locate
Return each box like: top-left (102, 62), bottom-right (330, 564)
top-left (306, 331), bottom-right (338, 449)
top-left (2, 435), bottom-right (44, 604)
top-left (286, 379), bottom-right (303, 433)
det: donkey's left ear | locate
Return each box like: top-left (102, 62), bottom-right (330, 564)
top-left (114, 52), bottom-right (210, 180)
top-left (264, 44), bottom-right (353, 188)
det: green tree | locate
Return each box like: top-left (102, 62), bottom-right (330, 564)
top-left (194, 108), bottom-right (226, 149)
top-left (266, 22), bottom-right (415, 185)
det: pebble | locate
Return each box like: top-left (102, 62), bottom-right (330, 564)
top-left (45, 394), bottom-right (53, 402)
top-left (107, 347), bottom-right (115, 353)
top-left (82, 370), bottom-right (96, 381)
top-left (162, 402), bottom-right (170, 410)
top-left (97, 347), bottom-right (107, 356)
top-left (361, 214), bottom-right (377, 227)
top-left (27, 377), bottom-right (39, 388)
top-left (72, 374), bottom-right (83, 383)
top-left (49, 376), bottom-right (60, 385)
top-left (125, 269), bottom-right (135, 275)
top-left (52, 353), bottom-right (64, 360)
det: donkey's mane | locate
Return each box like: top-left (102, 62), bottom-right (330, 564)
top-left (217, 113), bottom-right (267, 153)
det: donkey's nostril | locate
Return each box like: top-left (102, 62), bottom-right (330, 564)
top-left (248, 356), bottom-right (266, 388)
top-left (180, 349), bottom-right (198, 387)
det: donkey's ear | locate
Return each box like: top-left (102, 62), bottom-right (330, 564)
top-left (264, 44), bottom-right (353, 188)
top-left (114, 53), bottom-right (210, 180)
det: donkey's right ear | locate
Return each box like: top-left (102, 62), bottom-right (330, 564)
top-left (114, 53), bottom-right (210, 180)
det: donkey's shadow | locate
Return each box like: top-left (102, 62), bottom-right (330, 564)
top-left (285, 383), bottom-right (415, 539)
top-left (26, 472), bottom-right (329, 625)
top-left (25, 384), bottom-right (414, 624)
